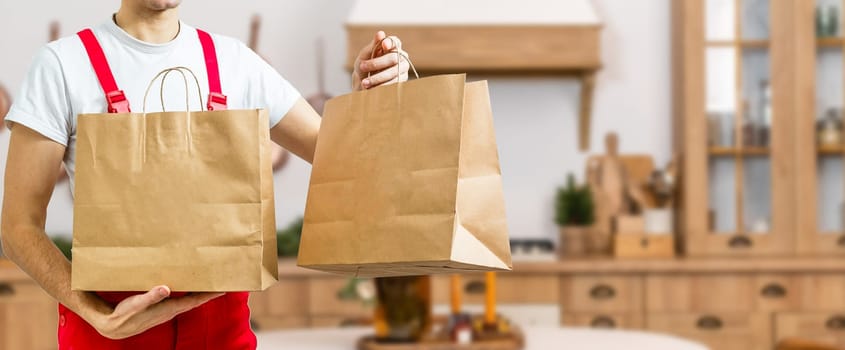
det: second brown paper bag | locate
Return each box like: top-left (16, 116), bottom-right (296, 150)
top-left (298, 74), bottom-right (512, 277)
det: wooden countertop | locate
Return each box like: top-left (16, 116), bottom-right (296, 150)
top-left (516, 256), bottom-right (845, 274)
top-left (4, 256), bottom-right (845, 283)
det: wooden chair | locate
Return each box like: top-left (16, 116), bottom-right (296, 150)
top-left (775, 338), bottom-right (842, 350)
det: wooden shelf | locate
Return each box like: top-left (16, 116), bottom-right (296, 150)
top-left (817, 37), bottom-right (844, 48)
top-left (818, 144), bottom-right (845, 155)
top-left (344, 1), bottom-right (601, 152)
top-left (708, 146), bottom-right (770, 156)
top-left (706, 39), bottom-right (769, 48)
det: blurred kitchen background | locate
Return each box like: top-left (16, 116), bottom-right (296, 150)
top-left (0, 0), bottom-right (672, 243)
top-left (2, 0), bottom-right (845, 350)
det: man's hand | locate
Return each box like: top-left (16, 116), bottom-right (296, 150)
top-left (84, 286), bottom-right (223, 339)
top-left (352, 31), bottom-right (410, 91)
top-left (270, 32), bottom-right (412, 163)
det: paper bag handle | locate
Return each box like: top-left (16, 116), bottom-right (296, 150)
top-left (142, 66), bottom-right (205, 114)
top-left (367, 36), bottom-right (419, 81)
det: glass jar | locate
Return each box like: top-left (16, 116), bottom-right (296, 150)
top-left (373, 276), bottom-right (432, 342)
top-left (818, 108), bottom-right (843, 147)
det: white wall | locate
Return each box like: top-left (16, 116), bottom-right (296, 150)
top-left (0, 0), bottom-right (672, 242)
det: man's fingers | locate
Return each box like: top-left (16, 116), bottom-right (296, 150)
top-left (363, 60), bottom-right (410, 88)
top-left (113, 285), bottom-right (171, 316)
top-left (358, 53), bottom-right (400, 75)
top-left (356, 30), bottom-right (387, 61)
top-left (138, 286), bottom-right (171, 308)
top-left (381, 35), bottom-right (401, 52)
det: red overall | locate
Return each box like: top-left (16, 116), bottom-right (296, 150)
top-left (58, 29), bottom-right (253, 350)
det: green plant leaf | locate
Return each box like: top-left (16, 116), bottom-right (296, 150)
top-left (555, 173), bottom-right (595, 226)
top-left (50, 236), bottom-right (72, 260)
top-left (277, 217), bottom-right (303, 257)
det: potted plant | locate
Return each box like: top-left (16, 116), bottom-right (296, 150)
top-left (556, 174), bottom-right (595, 257)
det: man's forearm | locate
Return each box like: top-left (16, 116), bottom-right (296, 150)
top-left (271, 98), bottom-right (321, 164)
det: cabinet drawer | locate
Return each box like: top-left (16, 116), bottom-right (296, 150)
top-left (309, 278), bottom-right (373, 317)
top-left (646, 274), bottom-right (753, 312)
top-left (754, 274), bottom-right (800, 312)
top-left (432, 274), bottom-right (558, 304)
top-left (0, 281), bottom-right (51, 303)
top-left (799, 274), bottom-right (845, 310)
top-left (0, 281), bottom-right (57, 350)
top-left (561, 312), bottom-right (643, 330)
top-left (249, 279), bottom-right (309, 318)
top-left (647, 313), bottom-right (770, 350)
top-left (774, 312), bottom-right (845, 346)
top-left (561, 275), bottom-right (642, 312)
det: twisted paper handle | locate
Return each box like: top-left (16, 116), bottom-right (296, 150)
top-left (366, 36), bottom-right (419, 81)
top-left (142, 66), bottom-right (204, 113)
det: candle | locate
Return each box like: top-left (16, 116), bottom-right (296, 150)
top-left (450, 274), bottom-right (462, 314)
top-left (484, 272), bottom-right (497, 325)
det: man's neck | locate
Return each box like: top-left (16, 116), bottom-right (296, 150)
top-left (114, 5), bottom-right (180, 44)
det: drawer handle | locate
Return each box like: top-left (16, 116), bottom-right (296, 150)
top-left (249, 318), bottom-right (260, 331)
top-left (826, 315), bottom-right (845, 330)
top-left (0, 283), bottom-right (14, 297)
top-left (339, 318), bottom-right (365, 327)
top-left (465, 280), bottom-right (486, 295)
top-left (838, 235), bottom-right (845, 247)
top-left (590, 316), bottom-right (616, 329)
top-left (760, 283), bottom-right (787, 298)
top-left (728, 235), bottom-right (752, 249)
top-left (696, 315), bottom-right (723, 330)
top-left (589, 284), bottom-right (616, 300)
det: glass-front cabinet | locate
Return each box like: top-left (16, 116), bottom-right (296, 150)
top-left (800, 0), bottom-right (845, 255)
top-left (675, 0), bottom-right (794, 256)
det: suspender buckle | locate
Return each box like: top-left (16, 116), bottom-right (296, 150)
top-left (105, 90), bottom-right (130, 113)
top-left (207, 92), bottom-right (228, 111)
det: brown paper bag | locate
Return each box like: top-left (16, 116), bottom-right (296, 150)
top-left (298, 73), bottom-right (512, 277)
top-left (72, 67), bottom-right (278, 291)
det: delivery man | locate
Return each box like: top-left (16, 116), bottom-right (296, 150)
top-left (0, 0), bottom-right (410, 348)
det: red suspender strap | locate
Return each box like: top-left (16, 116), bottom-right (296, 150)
top-left (196, 29), bottom-right (228, 111)
top-left (77, 29), bottom-right (130, 113)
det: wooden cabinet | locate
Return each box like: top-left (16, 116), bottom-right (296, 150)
top-left (797, 274), bottom-right (845, 310)
top-left (2, 258), bottom-right (845, 347)
top-left (775, 312), bottom-right (845, 346)
top-left (431, 274), bottom-right (559, 305)
top-left (307, 277), bottom-right (373, 319)
top-left (561, 312), bottom-right (643, 330)
top-left (753, 274), bottom-right (801, 312)
top-left (248, 278), bottom-right (310, 331)
top-left (647, 313), bottom-right (771, 350)
top-left (248, 274), bottom-right (374, 329)
top-left (646, 274), bottom-right (754, 312)
top-left (797, 0), bottom-right (845, 257)
top-left (674, 0), bottom-right (797, 257)
top-left (675, 0), bottom-right (845, 257)
top-left (0, 280), bottom-right (57, 350)
top-left (560, 275), bottom-right (643, 313)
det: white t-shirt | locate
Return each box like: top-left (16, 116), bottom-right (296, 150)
top-left (5, 19), bottom-right (301, 189)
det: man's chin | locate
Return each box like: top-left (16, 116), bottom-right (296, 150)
top-left (146, 0), bottom-right (181, 11)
